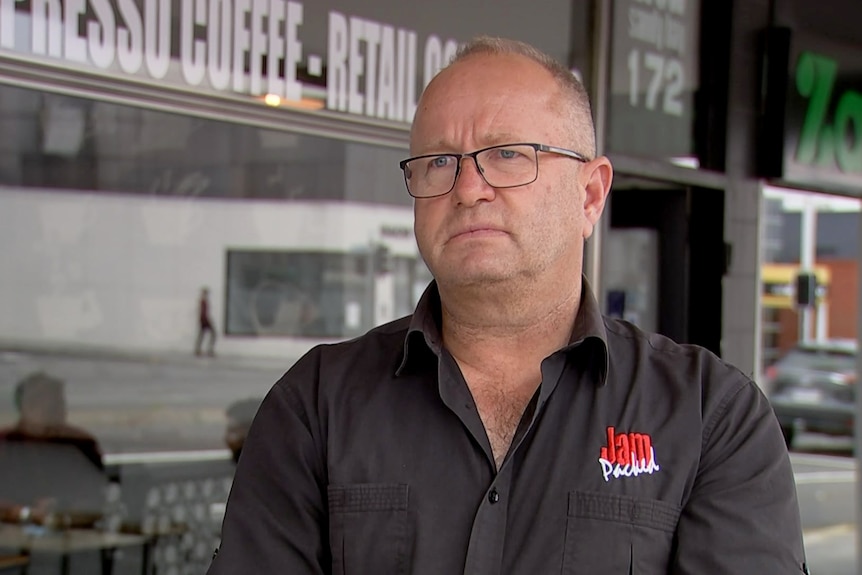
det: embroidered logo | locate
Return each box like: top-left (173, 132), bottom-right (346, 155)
top-left (598, 426), bottom-right (660, 482)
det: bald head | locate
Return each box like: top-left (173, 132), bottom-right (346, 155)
top-left (14, 371), bottom-right (67, 425)
top-left (417, 35), bottom-right (596, 158)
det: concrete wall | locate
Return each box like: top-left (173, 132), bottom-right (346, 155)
top-left (0, 186), bottom-right (417, 360)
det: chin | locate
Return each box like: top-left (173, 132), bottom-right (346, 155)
top-left (438, 266), bottom-right (513, 288)
top-left (428, 248), bottom-right (524, 284)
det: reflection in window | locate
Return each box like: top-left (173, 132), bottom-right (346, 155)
top-left (760, 187), bottom-right (860, 369)
top-left (0, 84), bottom-right (409, 206)
top-left (226, 249), bottom-right (428, 338)
top-left (0, 82), bottom-right (430, 567)
top-left (0, 57), bottom-right (430, 575)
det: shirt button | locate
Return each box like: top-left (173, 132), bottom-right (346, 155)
top-left (488, 489), bottom-right (500, 504)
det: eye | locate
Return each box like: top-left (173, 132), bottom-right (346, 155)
top-left (481, 145), bottom-right (533, 166)
top-left (429, 155), bottom-right (453, 169)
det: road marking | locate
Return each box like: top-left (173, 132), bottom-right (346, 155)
top-left (794, 470), bottom-right (856, 484)
top-left (790, 453), bottom-right (856, 469)
top-left (802, 523), bottom-right (855, 543)
top-left (105, 449), bottom-right (231, 465)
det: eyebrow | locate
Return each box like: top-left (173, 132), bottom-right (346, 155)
top-left (416, 133), bottom-right (524, 154)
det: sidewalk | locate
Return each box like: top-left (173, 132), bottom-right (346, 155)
top-left (0, 340), bottom-right (298, 373)
top-left (803, 523), bottom-right (856, 575)
top-left (792, 449), bottom-right (857, 574)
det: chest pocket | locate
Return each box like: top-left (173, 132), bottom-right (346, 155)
top-left (562, 491), bottom-right (681, 574)
top-left (328, 483), bottom-right (411, 575)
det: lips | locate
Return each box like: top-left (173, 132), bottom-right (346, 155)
top-left (448, 224), bottom-right (506, 241)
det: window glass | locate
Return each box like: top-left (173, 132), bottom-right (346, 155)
top-left (0, 81), bottom-right (424, 454)
top-left (225, 249), bottom-right (429, 338)
top-left (0, 85), bottom-right (410, 205)
top-left (759, 186), bottom-right (859, 454)
top-left (0, 79), bottom-right (428, 572)
top-left (0, 0), bottom-right (586, 569)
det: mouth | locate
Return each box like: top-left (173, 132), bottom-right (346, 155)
top-left (449, 225), bottom-right (507, 241)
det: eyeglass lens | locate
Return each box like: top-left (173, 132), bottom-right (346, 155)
top-left (405, 144), bottom-right (539, 198)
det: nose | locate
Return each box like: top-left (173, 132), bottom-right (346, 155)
top-left (450, 155), bottom-right (495, 205)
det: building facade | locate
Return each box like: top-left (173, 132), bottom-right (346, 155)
top-left (1, 0), bottom-right (859, 393)
top-left (0, 0), bottom-right (597, 362)
top-left (2, 2), bottom-right (861, 572)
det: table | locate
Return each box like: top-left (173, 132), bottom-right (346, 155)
top-left (0, 524), bottom-right (148, 575)
top-left (0, 554), bottom-right (29, 573)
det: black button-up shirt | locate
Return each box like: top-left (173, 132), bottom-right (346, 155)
top-left (209, 280), bottom-right (806, 574)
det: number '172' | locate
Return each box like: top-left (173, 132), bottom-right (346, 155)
top-left (627, 49), bottom-right (684, 117)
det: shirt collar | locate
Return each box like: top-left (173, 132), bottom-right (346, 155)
top-left (397, 277), bottom-right (609, 385)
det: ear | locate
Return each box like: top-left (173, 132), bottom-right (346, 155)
top-left (579, 156), bottom-right (613, 239)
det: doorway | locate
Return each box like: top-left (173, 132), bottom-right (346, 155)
top-left (604, 177), bottom-right (725, 355)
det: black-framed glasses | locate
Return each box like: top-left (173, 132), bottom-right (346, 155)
top-left (399, 142), bottom-right (589, 199)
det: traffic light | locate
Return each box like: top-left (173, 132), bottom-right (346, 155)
top-left (795, 272), bottom-right (817, 307)
top-left (373, 245), bottom-right (392, 275)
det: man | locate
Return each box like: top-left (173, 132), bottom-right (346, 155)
top-left (0, 372), bottom-right (103, 471)
top-left (208, 36), bottom-right (807, 574)
top-left (196, 287), bottom-right (216, 356)
top-left (0, 372), bottom-right (106, 527)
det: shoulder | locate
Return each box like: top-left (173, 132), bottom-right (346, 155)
top-left (601, 319), bottom-right (787, 480)
top-left (602, 317), bottom-right (754, 413)
top-left (285, 315), bottom-right (411, 379)
top-left (270, 315), bottom-right (413, 404)
top-left (605, 316), bottom-right (745, 373)
top-left (250, 316), bottom-right (413, 443)
top-left (36, 424), bottom-right (101, 451)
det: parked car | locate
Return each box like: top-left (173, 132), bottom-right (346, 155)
top-left (764, 338), bottom-right (857, 448)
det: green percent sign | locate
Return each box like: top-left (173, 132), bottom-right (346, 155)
top-left (795, 51), bottom-right (862, 174)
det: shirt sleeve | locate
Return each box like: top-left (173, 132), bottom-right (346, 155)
top-left (207, 352), bottom-right (328, 574)
top-left (671, 376), bottom-right (808, 574)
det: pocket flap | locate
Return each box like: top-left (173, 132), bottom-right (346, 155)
top-left (568, 491), bottom-right (680, 533)
top-left (328, 483), bottom-right (409, 514)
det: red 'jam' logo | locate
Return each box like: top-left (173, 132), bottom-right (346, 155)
top-left (598, 426), bottom-right (660, 482)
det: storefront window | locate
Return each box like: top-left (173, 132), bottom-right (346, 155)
top-left (0, 1), bottom-right (589, 571)
top-left (0, 79), bottom-right (425, 573)
top-left (0, 80), bottom-right (421, 354)
top-left (0, 84), bottom-right (411, 204)
top-left (0, 79), bottom-right (426, 451)
top-left (225, 249), bottom-right (429, 338)
top-left (759, 185), bottom-right (859, 454)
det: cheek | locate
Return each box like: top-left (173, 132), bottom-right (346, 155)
top-left (539, 182), bottom-right (583, 245)
top-left (413, 204), bottom-right (441, 248)
top-left (413, 211), bottom-right (429, 251)
top-left (544, 179), bottom-right (580, 225)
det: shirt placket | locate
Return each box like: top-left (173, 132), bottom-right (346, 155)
top-left (459, 353), bottom-right (569, 575)
top-left (461, 466), bottom-right (513, 575)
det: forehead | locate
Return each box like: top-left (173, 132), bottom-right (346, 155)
top-left (411, 53), bottom-right (566, 151)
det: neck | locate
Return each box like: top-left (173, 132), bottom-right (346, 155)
top-left (16, 420), bottom-right (51, 435)
top-left (438, 276), bottom-right (582, 368)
